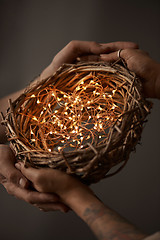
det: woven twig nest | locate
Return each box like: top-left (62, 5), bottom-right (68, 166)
top-left (1, 61), bottom-right (152, 184)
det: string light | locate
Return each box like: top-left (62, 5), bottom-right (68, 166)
top-left (21, 71), bottom-right (124, 153)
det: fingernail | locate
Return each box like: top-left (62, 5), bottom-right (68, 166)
top-left (15, 162), bottom-right (21, 170)
top-left (100, 54), bottom-right (106, 57)
top-left (19, 178), bottom-right (27, 188)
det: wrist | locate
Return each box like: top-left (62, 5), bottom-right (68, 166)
top-left (61, 184), bottom-right (100, 217)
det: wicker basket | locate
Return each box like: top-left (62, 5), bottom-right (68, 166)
top-left (1, 61), bottom-right (152, 184)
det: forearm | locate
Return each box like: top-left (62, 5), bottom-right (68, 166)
top-left (0, 89), bottom-right (24, 143)
top-left (64, 189), bottom-right (147, 240)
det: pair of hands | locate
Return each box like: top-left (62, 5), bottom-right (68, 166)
top-left (1, 40), bottom-right (160, 212)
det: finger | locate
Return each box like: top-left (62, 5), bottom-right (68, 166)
top-left (100, 41), bottom-right (139, 53)
top-left (15, 162), bottom-right (39, 183)
top-left (76, 54), bottom-right (102, 62)
top-left (35, 203), bottom-right (70, 213)
top-left (0, 145), bottom-right (28, 188)
top-left (40, 41), bottom-right (139, 79)
top-left (2, 181), bottom-right (59, 204)
top-left (0, 174), bottom-right (7, 183)
top-left (52, 40), bottom-right (108, 71)
top-left (100, 52), bottom-right (119, 62)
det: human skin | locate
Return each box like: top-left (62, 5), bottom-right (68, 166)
top-left (15, 162), bottom-right (148, 240)
top-left (1, 40), bottom-right (160, 238)
top-left (0, 41), bottom-right (139, 212)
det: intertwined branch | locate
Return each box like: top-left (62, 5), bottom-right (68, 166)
top-left (1, 62), bottom-right (152, 184)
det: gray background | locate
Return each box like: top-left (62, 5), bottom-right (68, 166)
top-left (0, 0), bottom-right (160, 239)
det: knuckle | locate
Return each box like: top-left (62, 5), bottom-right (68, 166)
top-left (6, 188), bottom-right (13, 195)
top-left (8, 172), bottom-right (19, 184)
top-left (67, 40), bottom-right (79, 51)
top-left (25, 193), bottom-right (34, 204)
top-left (122, 48), bottom-right (134, 57)
top-left (131, 42), bottom-right (139, 49)
top-left (90, 41), bottom-right (98, 46)
top-left (5, 184), bottom-right (14, 195)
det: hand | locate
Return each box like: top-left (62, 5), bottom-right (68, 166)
top-left (0, 41), bottom-right (138, 212)
top-left (98, 47), bottom-right (160, 99)
top-left (0, 145), bottom-right (69, 212)
top-left (15, 161), bottom-right (93, 211)
top-left (40, 40), bottom-right (138, 79)
top-left (14, 162), bottom-right (147, 240)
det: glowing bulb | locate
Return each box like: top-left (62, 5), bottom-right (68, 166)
top-left (31, 94), bottom-right (36, 98)
top-left (76, 86), bottom-right (81, 91)
top-left (58, 147), bottom-right (62, 152)
top-left (41, 119), bottom-right (46, 123)
top-left (32, 116), bottom-right (38, 121)
top-left (98, 106), bottom-right (102, 110)
top-left (37, 99), bottom-right (41, 104)
top-left (48, 149), bottom-right (52, 152)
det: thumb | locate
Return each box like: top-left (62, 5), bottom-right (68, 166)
top-left (15, 162), bottom-right (38, 183)
top-left (9, 164), bottom-right (29, 188)
top-left (9, 168), bottom-right (29, 188)
top-left (0, 145), bottom-right (29, 188)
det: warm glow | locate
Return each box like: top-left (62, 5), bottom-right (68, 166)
top-left (20, 71), bottom-right (124, 153)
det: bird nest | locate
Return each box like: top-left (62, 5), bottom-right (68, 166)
top-left (1, 62), bottom-right (152, 184)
